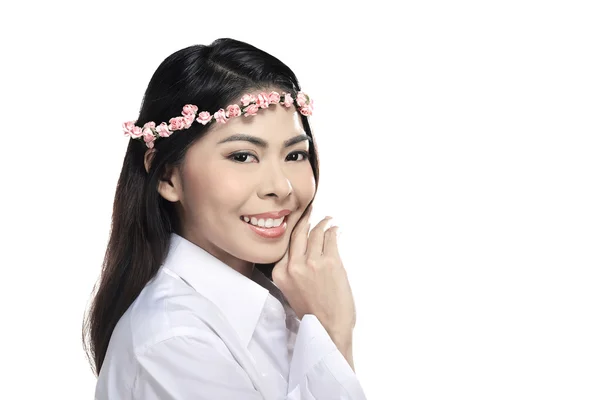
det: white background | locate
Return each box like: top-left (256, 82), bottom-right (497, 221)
top-left (1, 1), bottom-right (598, 399)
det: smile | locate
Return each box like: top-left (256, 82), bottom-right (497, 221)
top-left (240, 215), bottom-right (286, 228)
top-left (239, 215), bottom-right (289, 239)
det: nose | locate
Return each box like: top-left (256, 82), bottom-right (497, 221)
top-left (258, 160), bottom-right (292, 199)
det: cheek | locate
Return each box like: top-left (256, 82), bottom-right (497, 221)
top-left (204, 169), bottom-right (252, 207)
top-left (180, 168), bottom-right (235, 215)
top-left (291, 165), bottom-right (316, 201)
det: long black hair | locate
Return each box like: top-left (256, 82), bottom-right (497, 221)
top-left (82, 38), bottom-right (320, 375)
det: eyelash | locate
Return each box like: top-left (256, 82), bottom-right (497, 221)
top-left (228, 151), bottom-right (310, 164)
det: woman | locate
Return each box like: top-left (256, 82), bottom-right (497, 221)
top-left (83, 38), bottom-right (367, 399)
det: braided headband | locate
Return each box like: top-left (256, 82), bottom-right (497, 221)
top-left (123, 90), bottom-right (314, 148)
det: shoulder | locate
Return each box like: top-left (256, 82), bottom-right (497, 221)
top-left (97, 269), bottom-right (241, 399)
top-left (115, 268), bottom-right (229, 354)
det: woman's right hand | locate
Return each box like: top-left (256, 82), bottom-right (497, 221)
top-left (272, 206), bottom-right (357, 345)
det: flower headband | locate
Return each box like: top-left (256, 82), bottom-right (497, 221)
top-left (123, 90), bottom-right (314, 148)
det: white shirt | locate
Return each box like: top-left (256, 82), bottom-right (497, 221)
top-left (95, 233), bottom-right (367, 399)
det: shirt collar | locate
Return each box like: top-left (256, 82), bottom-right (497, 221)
top-left (161, 232), bottom-right (272, 347)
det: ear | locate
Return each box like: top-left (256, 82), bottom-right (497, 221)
top-left (144, 149), bottom-right (182, 203)
top-left (144, 149), bottom-right (156, 174)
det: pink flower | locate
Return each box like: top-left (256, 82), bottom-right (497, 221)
top-left (123, 121), bottom-right (136, 137)
top-left (143, 129), bottom-right (156, 145)
top-left (244, 104), bottom-right (259, 116)
top-left (226, 104), bottom-right (241, 118)
top-left (240, 94), bottom-right (256, 106)
top-left (196, 111), bottom-right (212, 125)
top-left (156, 122), bottom-right (171, 137)
top-left (142, 127), bottom-right (154, 137)
top-left (183, 114), bottom-right (194, 129)
top-left (256, 92), bottom-right (269, 108)
top-left (182, 104), bottom-right (198, 117)
top-left (130, 126), bottom-right (143, 139)
top-left (214, 108), bottom-right (228, 124)
top-left (169, 116), bottom-right (187, 131)
top-left (144, 136), bottom-right (155, 149)
top-left (300, 105), bottom-right (313, 116)
top-left (299, 98), bottom-right (314, 116)
top-left (283, 93), bottom-right (294, 107)
top-left (268, 91), bottom-right (280, 104)
top-left (142, 121), bottom-right (156, 130)
top-left (296, 92), bottom-right (308, 107)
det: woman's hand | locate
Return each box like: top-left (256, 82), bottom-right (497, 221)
top-left (272, 206), bottom-right (357, 348)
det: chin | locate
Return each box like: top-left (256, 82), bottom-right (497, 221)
top-left (242, 245), bottom-right (288, 265)
top-left (247, 253), bottom-right (285, 265)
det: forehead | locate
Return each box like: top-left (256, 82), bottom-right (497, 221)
top-left (207, 104), bottom-right (305, 142)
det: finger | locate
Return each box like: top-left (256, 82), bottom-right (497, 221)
top-left (289, 206), bottom-right (312, 259)
top-left (306, 216), bottom-right (333, 260)
top-left (290, 222), bottom-right (310, 259)
top-left (323, 225), bottom-right (341, 259)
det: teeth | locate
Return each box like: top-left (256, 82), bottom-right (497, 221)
top-left (243, 215), bottom-right (286, 228)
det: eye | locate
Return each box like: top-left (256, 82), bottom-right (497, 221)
top-left (286, 151), bottom-right (309, 162)
top-left (228, 152), bottom-right (258, 163)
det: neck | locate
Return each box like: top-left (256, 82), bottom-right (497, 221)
top-left (176, 230), bottom-right (255, 278)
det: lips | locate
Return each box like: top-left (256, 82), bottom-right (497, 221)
top-left (243, 215), bottom-right (288, 239)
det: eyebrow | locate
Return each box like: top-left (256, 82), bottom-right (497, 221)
top-left (217, 133), bottom-right (312, 148)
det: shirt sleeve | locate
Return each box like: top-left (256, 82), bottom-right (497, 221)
top-left (133, 319), bottom-right (367, 400)
top-left (287, 314), bottom-right (368, 399)
top-left (134, 329), bottom-right (264, 400)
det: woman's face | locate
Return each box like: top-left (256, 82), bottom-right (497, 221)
top-left (166, 100), bottom-right (316, 273)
